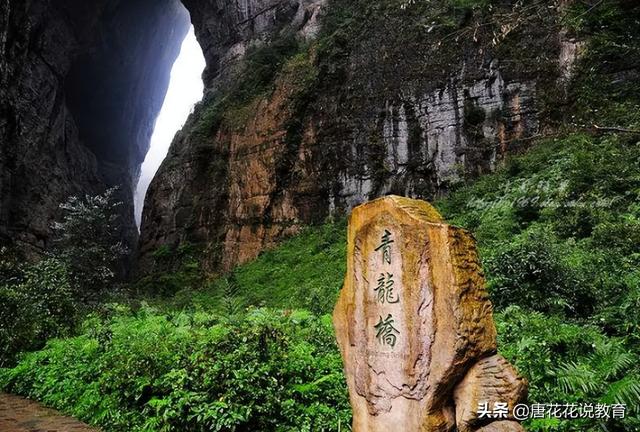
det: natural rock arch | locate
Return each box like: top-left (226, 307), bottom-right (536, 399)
top-left (0, 0), bottom-right (326, 263)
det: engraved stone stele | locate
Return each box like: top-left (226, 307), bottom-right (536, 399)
top-left (333, 195), bottom-right (527, 432)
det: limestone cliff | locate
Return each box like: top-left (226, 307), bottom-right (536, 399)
top-left (139, 0), bottom-right (578, 272)
top-left (0, 0), bottom-right (190, 256)
top-left (0, 0), bottom-right (587, 273)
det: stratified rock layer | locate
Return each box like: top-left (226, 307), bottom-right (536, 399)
top-left (333, 196), bottom-right (526, 432)
top-left (139, 1), bottom-right (574, 272)
top-left (0, 0), bottom-right (582, 274)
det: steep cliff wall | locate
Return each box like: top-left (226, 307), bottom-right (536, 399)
top-left (139, 0), bottom-right (328, 271)
top-left (140, 0), bottom-right (579, 272)
top-left (0, 0), bottom-right (190, 256)
top-left (182, 0), bottom-right (325, 87)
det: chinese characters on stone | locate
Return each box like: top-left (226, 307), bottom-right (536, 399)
top-left (373, 230), bottom-right (400, 349)
top-left (374, 314), bottom-right (399, 348)
top-left (375, 272), bottom-right (399, 304)
top-left (374, 229), bottom-right (394, 264)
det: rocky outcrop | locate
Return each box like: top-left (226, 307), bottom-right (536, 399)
top-left (332, 196), bottom-right (526, 431)
top-left (139, 51), bottom-right (321, 271)
top-left (0, 0), bottom-right (190, 257)
top-left (182, 0), bottom-right (326, 88)
top-left (0, 0), bottom-right (580, 273)
top-left (139, 0), bottom-right (328, 271)
top-left (139, 0), bottom-right (572, 272)
top-left (454, 355), bottom-right (528, 432)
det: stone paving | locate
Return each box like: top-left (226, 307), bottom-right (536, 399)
top-left (0, 393), bottom-right (99, 432)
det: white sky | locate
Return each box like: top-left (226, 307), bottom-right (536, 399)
top-left (135, 26), bottom-right (206, 226)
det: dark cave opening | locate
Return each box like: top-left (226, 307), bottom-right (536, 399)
top-left (62, 0), bottom-right (197, 250)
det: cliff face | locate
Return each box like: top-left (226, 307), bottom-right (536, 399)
top-left (0, 0), bottom-right (190, 256)
top-left (0, 0), bottom-right (581, 273)
top-left (182, 0), bottom-right (325, 87)
top-left (139, 0), bottom-right (328, 271)
top-left (139, 0), bottom-right (578, 273)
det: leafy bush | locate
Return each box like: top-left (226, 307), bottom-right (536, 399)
top-left (439, 132), bottom-right (640, 323)
top-left (7, 129), bottom-right (640, 429)
top-left (497, 307), bottom-right (640, 432)
top-left (0, 307), bottom-right (351, 432)
top-left (484, 225), bottom-right (594, 316)
top-left (0, 188), bottom-right (128, 366)
top-left (0, 257), bottom-right (76, 367)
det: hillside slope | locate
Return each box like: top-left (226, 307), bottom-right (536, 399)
top-left (3, 122), bottom-right (640, 430)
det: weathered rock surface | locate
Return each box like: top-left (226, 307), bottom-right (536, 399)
top-left (138, 52), bottom-right (321, 271)
top-left (0, 0), bottom-right (190, 257)
top-left (182, 0), bottom-right (326, 88)
top-left (333, 196), bottom-right (524, 432)
top-left (139, 1), bottom-right (575, 272)
top-left (1, 0), bottom-right (328, 266)
top-left (0, 0), bottom-right (583, 274)
top-left (454, 355), bottom-right (528, 432)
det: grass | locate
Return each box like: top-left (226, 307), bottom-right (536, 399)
top-left (165, 219), bottom-right (347, 316)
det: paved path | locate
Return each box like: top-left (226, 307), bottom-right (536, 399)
top-left (0, 393), bottom-right (99, 431)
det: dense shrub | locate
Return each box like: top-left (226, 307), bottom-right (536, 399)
top-left (0, 188), bottom-right (127, 366)
top-left (0, 307), bottom-right (351, 432)
top-left (0, 257), bottom-right (76, 367)
top-left (483, 225), bottom-right (594, 316)
top-left (497, 307), bottom-right (640, 432)
top-left (439, 133), bottom-right (640, 324)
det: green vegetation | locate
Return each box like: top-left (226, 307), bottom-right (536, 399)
top-left (51, 187), bottom-right (129, 300)
top-left (0, 188), bottom-right (127, 367)
top-left (1, 220), bottom-right (351, 430)
top-left (192, 34), bottom-right (303, 137)
top-left (438, 131), bottom-right (640, 431)
top-left (433, 7), bottom-right (640, 424)
top-left (177, 220), bottom-right (347, 316)
top-left (133, 242), bottom-right (203, 298)
top-left (0, 307), bottom-right (350, 432)
top-left (0, 255), bottom-right (75, 368)
top-left (3, 129), bottom-right (640, 431)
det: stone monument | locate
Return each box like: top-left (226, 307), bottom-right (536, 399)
top-left (333, 196), bottom-right (527, 432)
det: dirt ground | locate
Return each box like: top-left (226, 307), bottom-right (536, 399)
top-left (0, 393), bottom-right (99, 432)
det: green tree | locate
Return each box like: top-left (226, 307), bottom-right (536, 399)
top-left (51, 187), bottom-right (128, 301)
